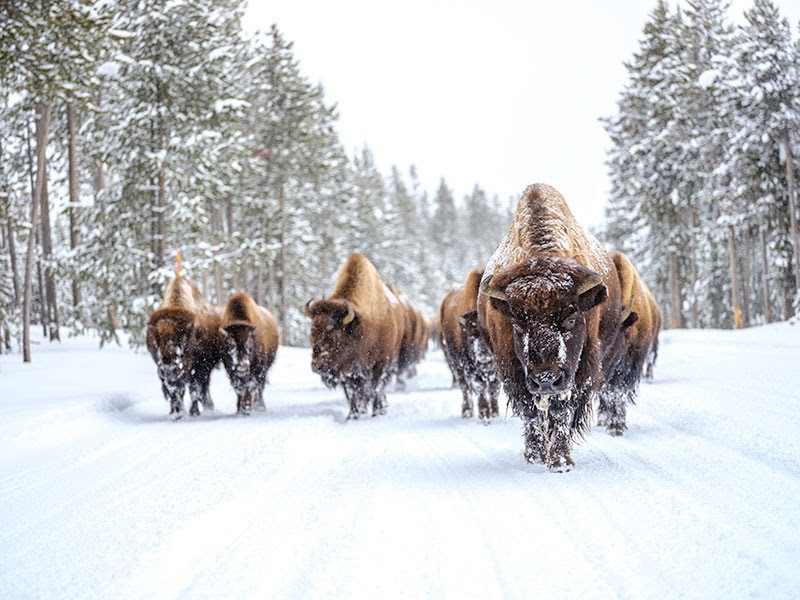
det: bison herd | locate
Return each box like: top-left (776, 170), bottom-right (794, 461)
top-left (146, 183), bottom-right (660, 471)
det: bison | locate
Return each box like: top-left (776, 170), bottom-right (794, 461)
top-left (597, 251), bottom-right (662, 435)
top-left (478, 184), bottom-right (623, 470)
top-left (440, 268), bottom-right (500, 420)
top-left (146, 275), bottom-right (224, 418)
top-left (305, 253), bottom-right (404, 419)
top-left (220, 292), bottom-right (280, 415)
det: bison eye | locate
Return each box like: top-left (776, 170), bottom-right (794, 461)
top-left (561, 311), bottom-right (578, 331)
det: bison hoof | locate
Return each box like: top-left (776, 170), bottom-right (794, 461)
top-left (524, 448), bottom-right (543, 465)
top-left (189, 404), bottom-right (201, 417)
top-left (547, 456), bottom-right (574, 473)
top-left (606, 424), bottom-right (625, 437)
top-left (462, 408), bottom-right (473, 419)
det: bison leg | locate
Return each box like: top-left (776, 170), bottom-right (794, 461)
top-left (596, 392), bottom-right (610, 427)
top-left (344, 382), bottom-right (362, 420)
top-left (488, 378), bottom-right (500, 419)
top-left (604, 389), bottom-right (630, 436)
top-left (545, 397), bottom-right (578, 472)
top-left (461, 382), bottom-right (474, 418)
top-left (254, 386), bottom-right (266, 411)
top-left (372, 389), bottom-right (388, 417)
top-left (237, 388), bottom-right (253, 415)
top-left (162, 380), bottom-right (186, 419)
top-left (522, 412), bottom-right (548, 464)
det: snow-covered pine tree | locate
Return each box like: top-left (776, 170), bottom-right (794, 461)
top-left (728, 0), bottom-right (800, 320)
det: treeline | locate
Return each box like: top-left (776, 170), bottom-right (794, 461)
top-left (0, 0), bottom-right (510, 358)
top-left (603, 0), bottom-right (800, 329)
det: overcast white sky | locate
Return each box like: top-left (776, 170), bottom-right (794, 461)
top-left (245, 0), bottom-right (800, 228)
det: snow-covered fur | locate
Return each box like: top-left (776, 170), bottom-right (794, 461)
top-left (440, 268), bottom-right (500, 420)
top-left (597, 252), bottom-right (662, 435)
top-left (220, 292), bottom-right (280, 415)
top-left (146, 275), bottom-right (224, 418)
top-left (478, 184), bottom-right (623, 471)
top-left (305, 253), bottom-right (404, 419)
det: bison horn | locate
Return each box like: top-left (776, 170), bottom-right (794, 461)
top-left (576, 272), bottom-right (603, 295)
top-left (342, 303), bottom-right (356, 325)
top-left (304, 299), bottom-right (315, 316)
top-left (480, 274), bottom-right (508, 301)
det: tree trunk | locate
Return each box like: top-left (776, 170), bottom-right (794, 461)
top-left (39, 158), bottom-right (60, 341)
top-left (23, 102), bottom-right (51, 362)
top-left (741, 231), bottom-right (752, 327)
top-left (728, 225), bottom-right (743, 329)
top-left (2, 196), bottom-right (20, 306)
top-left (759, 222), bottom-right (772, 323)
top-left (67, 102), bottom-right (81, 308)
top-left (668, 250), bottom-right (683, 329)
top-left (25, 115), bottom-right (47, 339)
top-left (782, 132), bottom-right (800, 302)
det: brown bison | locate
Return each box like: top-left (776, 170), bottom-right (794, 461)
top-left (440, 268), bottom-right (500, 420)
top-left (478, 184), bottom-right (623, 470)
top-left (395, 294), bottom-right (429, 387)
top-left (305, 253), bottom-right (404, 419)
top-left (597, 252), bottom-right (662, 435)
top-left (146, 275), bottom-right (224, 418)
top-left (220, 292), bottom-right (280, 415)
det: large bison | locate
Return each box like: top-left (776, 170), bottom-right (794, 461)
top-left (478, 184), bottom-right (623, 470)
top-left (220, 292), bottom-right (280, 415)
top-left (305, 253), bottom-right (404, 419)
top-left (597, 251), bottom-right (662, 435)
top-left (146, 275), bottom-right (224, 418)
top-left (440, 268), bottom-right (500, 420)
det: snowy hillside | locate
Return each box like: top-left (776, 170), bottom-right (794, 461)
top-left (1, 324), bottom-right (799, 599)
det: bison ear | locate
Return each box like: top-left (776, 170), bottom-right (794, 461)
top-left (578, 283), bottom-right (607, 312)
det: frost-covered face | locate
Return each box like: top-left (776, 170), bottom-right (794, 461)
top-left (152, 319), bottom-right (191, 384)
top-left (482, 257), bottom-right (607, 400)
top-left (223, 325), bottom-right (256, 388)
top-left (306, 299), bottom-right (361, 387)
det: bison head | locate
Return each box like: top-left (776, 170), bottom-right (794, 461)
top-left (221, 323), bottom-right (257, 389)
top-left (305, 298), bottom-right (361, 387)
top-left (147, 311), bottom-right (194, 386)
top-left (481, 256), bottom-right (607, 403)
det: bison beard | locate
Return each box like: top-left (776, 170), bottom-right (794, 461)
top-left (146, 276), bottom-right (224, 419)
top-left (478, 184), bottom-right (623, 471)
top-left (220, 292), bottom-right (279, 415)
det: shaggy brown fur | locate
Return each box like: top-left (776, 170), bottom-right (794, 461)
top-left (478, 184), bottom-right (623, 470)
top-left (220, 292), bottom-right (280, 415)
top-left (146, 275), bottom-right (224, 418)
top-left (441, 268), bottom-right (500, 420)
top-left (396, 296), bottom-right (429, 386)
top-left (597, 252), bottom-right (662, 434)
top-left (306, 253), bottom-right (404, 418)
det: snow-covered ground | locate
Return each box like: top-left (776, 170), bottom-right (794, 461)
top-left (1, 323), bottom-right (799, 599)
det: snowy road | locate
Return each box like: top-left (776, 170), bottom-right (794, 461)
top-left (1, 324), bottom-right (799, 599)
